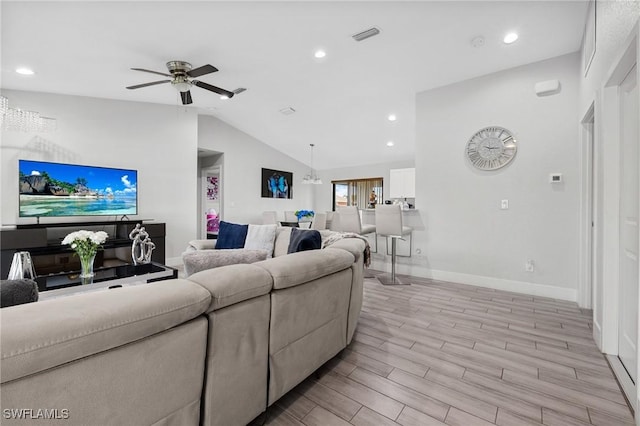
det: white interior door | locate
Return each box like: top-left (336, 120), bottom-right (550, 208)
top-left (618, 65), bottom-right (639, 382)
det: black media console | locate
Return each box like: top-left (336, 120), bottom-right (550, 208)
top-left (0, 220), bottom-right (166, 279)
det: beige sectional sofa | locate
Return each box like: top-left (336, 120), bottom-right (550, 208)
top-left (1, 237), bottom-right (366, 426)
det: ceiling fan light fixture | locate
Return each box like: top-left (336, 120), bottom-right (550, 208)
top-left (302, 143), bottom-right (322, 185)
top-left (172, 80), bottom-right (192, 93)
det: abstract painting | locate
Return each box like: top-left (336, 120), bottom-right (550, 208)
top-left (206, 176), bottom-right (219, 201)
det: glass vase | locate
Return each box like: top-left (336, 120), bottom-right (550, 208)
top-left (79, 252), bottom-right (96, 284)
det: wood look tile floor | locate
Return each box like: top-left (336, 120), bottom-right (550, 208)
top-left (256, 274), bottom-right (634, 426)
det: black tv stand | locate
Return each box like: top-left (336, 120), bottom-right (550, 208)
top-left (15, 219), bottom-right (155, 230)
top-left (1, 220), bottom-right (165, 279)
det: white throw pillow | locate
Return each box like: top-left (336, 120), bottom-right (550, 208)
top-left (244, 224), bottom-right (277, 258)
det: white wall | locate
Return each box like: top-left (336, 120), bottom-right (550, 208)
top-left (198, 115), bottom-right (314, 224)
top-left (0, 90), bottom-right (198, 260)
top-left (413, 53), bottom-right (580, 301)
top-left (314, 160), bottom-right (415, 213)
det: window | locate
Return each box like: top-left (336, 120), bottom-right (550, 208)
top-left (331, 177), bottom-right (383, 210)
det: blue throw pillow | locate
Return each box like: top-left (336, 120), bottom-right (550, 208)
top-left (216, 221), bottom-right (249, 249)
top-left (287, 228), bottom-right (322, 254)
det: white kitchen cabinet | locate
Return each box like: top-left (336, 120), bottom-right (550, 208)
top-left (389, 168), bottom-right (415, 198)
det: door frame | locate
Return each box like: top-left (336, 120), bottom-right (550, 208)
top-left (597, 26), bottom-right (639, 411)
top-left (578, 102), bottom-right (595, 311)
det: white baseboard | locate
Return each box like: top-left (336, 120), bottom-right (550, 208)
top-left (607, 354), bottom-right (636, 412)
top-left (371, 259), bottom-right (577, 302)
top-left (593, 319), bottom-right (603, 351)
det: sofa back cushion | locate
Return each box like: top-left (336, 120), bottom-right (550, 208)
top-left (1, 280), bottom-right (211, 383)
top-left (287, 228), bottom-right (321, 254)
top-left (255, 248), bottom-right (354, 290)
top-left (273, 227), bottom-right (293, 257)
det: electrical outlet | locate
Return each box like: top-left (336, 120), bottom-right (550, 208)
top-left (501, 200), bottom-right (509, 210)
top-left (525, 260), bottom-right (535, 272)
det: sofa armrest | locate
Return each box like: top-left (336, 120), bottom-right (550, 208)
top-left (254, 248), bottom-right (354, 290)
top-left (187, 264), bottom-right (273, 312)
top-left (1, 280), bottom-right (211, 383)
top-left (325, 238), bottom-right (366, 263)
top-left (186, 239), bottom-right (217, 252)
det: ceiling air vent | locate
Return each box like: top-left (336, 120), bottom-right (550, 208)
top-left (233, 88), bottom-right (247, 94)
top-left (279, 107), bottom-right (296, 115)
top-left (352, 27), bottom-right (381, 42)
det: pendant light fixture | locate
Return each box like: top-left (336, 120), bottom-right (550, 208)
top-left (302, 143), bottom-right (322, 184)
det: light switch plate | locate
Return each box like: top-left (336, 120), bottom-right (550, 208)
top-left (549, 173), bottom-right (562, 183)
top-left (501, 200), bottom-right (509, 210)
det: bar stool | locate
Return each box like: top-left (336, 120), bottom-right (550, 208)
top-left (327, 211), bottom-right (341, 231)
top-left (375, 204), bottom-right (412, 285)
top-left (284, 211), bottom-right (298, 223)
top-left (337, 206), bottom-right (377, 251)
top-left (262, 211), bottom-right (278, 225)
top-left (311, 212), bottom-right (327, 230)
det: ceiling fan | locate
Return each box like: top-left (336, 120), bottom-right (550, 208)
top-left (126, 60), bottom-right (235, 105)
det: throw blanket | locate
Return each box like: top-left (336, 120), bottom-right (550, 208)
top-left (321, 232), bottom-right (371, 267)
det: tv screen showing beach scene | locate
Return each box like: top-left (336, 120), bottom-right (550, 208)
top-left (19, 160), bottom-right (138, 217)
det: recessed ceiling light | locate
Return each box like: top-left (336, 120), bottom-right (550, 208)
top-left (503, 32), bottom-right (518, 44)
top-left (387, 114), bottom-right (397, 122)
top-left (386, 141), bottom-right (394, 147)
top-left (314, 50), bottom-right (326, 59)
top-left (16, 67), bottom-right (35, 75)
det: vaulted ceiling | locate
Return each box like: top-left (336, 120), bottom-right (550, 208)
top-left (1, 1), bottom-right (588, 169)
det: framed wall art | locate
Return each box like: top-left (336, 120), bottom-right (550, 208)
top-left (262, 168), bottom-right (293, 199)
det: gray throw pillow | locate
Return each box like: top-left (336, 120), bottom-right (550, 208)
top-left (1, 279), bottom-right (39, 308)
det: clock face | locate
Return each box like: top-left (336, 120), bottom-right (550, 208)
top-left (466, 126), bottom-right (517, 170)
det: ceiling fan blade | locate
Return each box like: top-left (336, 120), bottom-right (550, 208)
top-left (131, 67), bottom-right (171, 77)
top-left (192, 80), bottom-right (235, 98)
top-left (181, 91), bottom-right (193, 105)
top-left (187, 64), bottom-right (218, 78)
top-left (126, 80), bottom-right (171, 90)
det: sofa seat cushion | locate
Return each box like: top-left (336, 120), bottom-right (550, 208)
top-left (1, 280), bottom-right (211, 383)
top-left (188, 264), bottom-right (273, 312)
top-left (183, 249), bottom-right (268, 276)
top-left (254, 248), bottom-right (354, 290)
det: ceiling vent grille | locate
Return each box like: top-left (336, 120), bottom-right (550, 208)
top-left (352, 27), bottom-right (381, 42)
top-left (233, 88), bottom-right (247, 94)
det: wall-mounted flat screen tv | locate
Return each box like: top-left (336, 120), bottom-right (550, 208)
top-left (19, 160), bottom-right (138, 217)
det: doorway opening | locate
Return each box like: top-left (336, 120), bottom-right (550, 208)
top-left (198, 149), bottom-right (223, 240)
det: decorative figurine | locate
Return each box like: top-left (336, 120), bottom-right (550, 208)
top-left (129, 224), bottom-right (155, 265)
top-left (368, 190), bottom-right (377, 208)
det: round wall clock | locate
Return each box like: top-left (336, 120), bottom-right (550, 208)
top-left (466, 126), bottom-right (517, 170)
